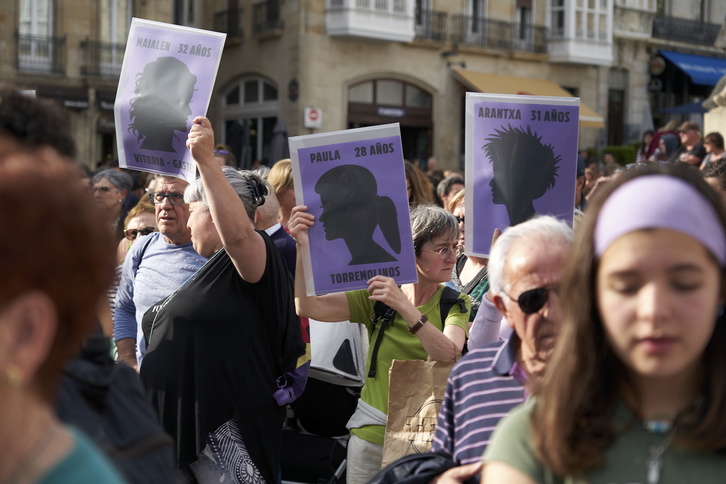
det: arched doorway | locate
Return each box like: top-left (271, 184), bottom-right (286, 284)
top-left (347, 79), bottom-right (433, 169)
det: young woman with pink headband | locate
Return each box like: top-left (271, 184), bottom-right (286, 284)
top-left (482, 163), bottom-right (726, 484)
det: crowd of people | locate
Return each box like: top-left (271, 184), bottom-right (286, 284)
top-left (2, 78), bottom-right (726, 484)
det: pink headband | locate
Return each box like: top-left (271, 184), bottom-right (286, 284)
top-left (594, 175), bottom-right (726, 266)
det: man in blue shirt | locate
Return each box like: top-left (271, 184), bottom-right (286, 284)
top-left (114, 175), bottom-right (206, 370)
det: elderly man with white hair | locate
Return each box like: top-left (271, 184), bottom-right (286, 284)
top-left (430, 215), bottom-right (573, 482)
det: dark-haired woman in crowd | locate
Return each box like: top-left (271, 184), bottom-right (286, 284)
top-left (700, 132), bottom-right (725, 171)
top-left (635, 130), bottom-right (653, 163)
top-left (483, 163), bottom-right (726, 483)
top-left (404, 160), bottom-right (435, 207)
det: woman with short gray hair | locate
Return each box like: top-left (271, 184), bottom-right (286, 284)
top-left (92, 169), bottom-right (134, 240)
top-left (290, 203), bottom-right (470, 483)
top-left (140, 117), bottom-right (304, 484)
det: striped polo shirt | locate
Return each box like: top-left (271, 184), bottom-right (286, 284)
top-left (431, 335), bottom-right (526, 465)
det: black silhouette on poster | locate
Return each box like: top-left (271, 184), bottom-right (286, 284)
top-left (483, 125), bottom-right (560, 226)
top-left (315, 164), bottom-right (401, 266)
top-left (128, 57), bottom-right (197, 153)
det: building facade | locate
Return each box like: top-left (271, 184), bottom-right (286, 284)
top-left (0, 0), bottom-right (174, 166)
top-left (0, 0), bottom-right (724, 169)
top-left (613, 0), bottom-right (726, 146)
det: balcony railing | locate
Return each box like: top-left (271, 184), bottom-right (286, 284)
top-left (450, 16), bottom-right (547, 54)
top-left (615, 0), bottom-right (656, 10)
top-left (415, 9), bottom-right (446, 41)
top-left (215, 8), bottom-right (244, 38)
top-left (16, 33), bottom-right (66, 74)
top-left (252, 0), bottom-right (283, 35)
top-left (652, 15), bottom-right (720, 46)
top-left (81, 39), bottom-right (125, 77)
top-left (326, 0), bottom-right (415, 42)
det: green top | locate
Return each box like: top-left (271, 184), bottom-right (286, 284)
top-left (346, 285), bottom-right (470, 445)
top-left (484, 399), bottom-right (726, 484)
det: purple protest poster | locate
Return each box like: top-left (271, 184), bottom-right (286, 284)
top-left (114, 18), bottom-right (226, 182)
top-left (289, 124), bottom-right (417, 295)
top-left (465, 93), bottom-right (579, 257)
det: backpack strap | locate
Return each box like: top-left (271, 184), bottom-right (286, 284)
top-left (366, 287), bottom-right (467, 379)
top-left (367, 301), bottom-right (396, 378)
top-left (133, 235), bottom-right (155, 278)
top-left (438, 286), bottom-right (467, 324)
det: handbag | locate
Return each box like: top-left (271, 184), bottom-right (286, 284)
top-left (380, 357), bottom-right (456, 468)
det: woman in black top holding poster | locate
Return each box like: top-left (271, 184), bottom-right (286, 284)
top-left (140, 116), bottom-right (304, 484)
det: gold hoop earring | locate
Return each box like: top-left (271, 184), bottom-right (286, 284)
top-left (5, 365), bottom-right (22, 388)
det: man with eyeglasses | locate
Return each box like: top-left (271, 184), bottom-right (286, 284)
top-left (429, 216), bottom-right (572, 482)
top-left (114, 175), bottom-right (206, 371)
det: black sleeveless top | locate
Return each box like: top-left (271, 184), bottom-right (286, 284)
top-left (140, 233), bottom-right (303, 482)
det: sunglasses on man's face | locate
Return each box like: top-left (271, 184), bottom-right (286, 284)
top-left (124, 226), bottom-right (158, 240)
top-left (504, 284), bottom-right (559, 314)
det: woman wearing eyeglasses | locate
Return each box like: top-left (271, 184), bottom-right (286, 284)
top-left (92, 169), bottom-right (134, 240)
top-left (114, 176), bottom-right (206, 371)
top-left (290, 204), bottom-right (470, 484)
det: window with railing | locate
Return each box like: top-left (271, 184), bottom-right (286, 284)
top-left (415, 8), bottom-right (446, 41)
top-left (17, 33), bottom-right (65, 73)
top-left (18, 0), bottom-right (55, 72)
top-left (215, 7), bottom-right (244, 38)
top-left (450, 16), bottom-right (547, 53)
top-left (93, 0), bottom-right (130, 77)
top-left (81, 39), bottom-right (125, 77)
top-left (652, 15), bottom-right (721, 46)
top-left (252, 0), bottom-right (283, 34)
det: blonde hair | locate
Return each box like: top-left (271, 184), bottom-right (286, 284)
top-left (268, 159), bottom-right (293, 195)
top-left (448, 188), bottom-right (465, 213)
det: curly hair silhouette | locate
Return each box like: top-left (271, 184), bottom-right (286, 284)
top-left (483, 125), bottom-right (560, 225)
top-left (128, 57), bottom-right (197, 153)
top-left (315, 164), bottom-right (401, 265)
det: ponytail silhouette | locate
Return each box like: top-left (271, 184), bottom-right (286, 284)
top-left (315, 164), bottom-right (400, 265)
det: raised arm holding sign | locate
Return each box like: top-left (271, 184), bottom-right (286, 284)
top-left (115, 18), bottom-right (226, 183)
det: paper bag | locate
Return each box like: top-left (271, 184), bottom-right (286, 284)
top-left (381, 358), bottom-right (455, 468)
